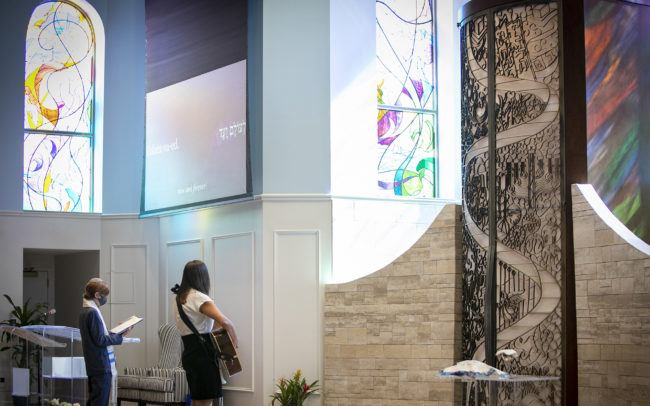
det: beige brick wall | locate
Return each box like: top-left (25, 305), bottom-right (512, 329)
top-left (572, 185), bottom-right (650, 406)
top-left (323, 204), bottom-right (463, 406)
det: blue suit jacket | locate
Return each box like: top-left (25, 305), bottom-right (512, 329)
top-left (79, 307), bottom-right (123, 377)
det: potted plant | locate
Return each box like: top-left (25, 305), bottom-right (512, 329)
top-left (271, 369), bottom-right (319, 406)
top-left (0, 294), bottom-right (49, 406)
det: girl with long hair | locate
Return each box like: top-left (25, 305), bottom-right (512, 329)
top-left (171, 260), bottom-right (239, 406)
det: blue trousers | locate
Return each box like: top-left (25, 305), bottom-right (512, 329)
top-left (87, 373), bottom-right (111, 406)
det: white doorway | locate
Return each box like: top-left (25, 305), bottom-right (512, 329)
top-left (23, 249), bottom-right (100, 328)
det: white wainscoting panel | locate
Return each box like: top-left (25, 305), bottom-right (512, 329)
top-left (273, 230), bottom-right (320, 384)
top-left (110, 272), bottom-right (135, 304)
top-left (165, 239), bottom-right (204, 323)
top-left (110, 244), bottom-right (147, 370)
top-left (212, 232), bottom-right (255, 392)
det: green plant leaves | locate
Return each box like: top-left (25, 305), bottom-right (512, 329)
top-left (1, 294), bottom-right (50, 368)
top-left (271, 370), bottom-right (319, 406)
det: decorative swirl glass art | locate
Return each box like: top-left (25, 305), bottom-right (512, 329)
top-left (24, 1), bottom-right (95, 212)
top-left (376, 0), bottom-right (436, 197)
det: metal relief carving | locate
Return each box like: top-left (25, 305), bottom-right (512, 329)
top-left (495, 91), bottom-right (545, 133)
top-left (496, 259), bottom-right (541, 333)
top-left (461, 14), bottom-right (489, 375)
top-left (495, 127), bottom-right (562, 276)
top-left (496, 309), bottom-right (562, 404)
top-left (465, 154), bottom-right (490, 232)
top-left (462, 225), bottom-right (487, 361)
top-left (494, 3), bottom-right (561, 404)
top-left (461, 2), bottom-right (562, 405)
top-left (461, 16), bottom-right (489, 160)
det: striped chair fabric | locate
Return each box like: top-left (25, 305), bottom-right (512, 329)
top-left (117, 323), bottom-right (188, 405)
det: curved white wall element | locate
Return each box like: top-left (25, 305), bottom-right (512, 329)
top-left (331, 197), bottom-right (456, 283)
top-left (576, 184), bottom-right (650, 255)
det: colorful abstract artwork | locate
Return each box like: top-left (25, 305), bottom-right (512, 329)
top-left (24, 1), bottom-right (95, 212)
top-left (584, 0), bottom-right (650, 243)
top-left (376, 0), bottom-right (436, 197)
top-left (23, 134), bottom-right (91, 212)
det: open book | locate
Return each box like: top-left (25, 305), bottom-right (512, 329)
top-left (110, 316), bottom-right (143, 334)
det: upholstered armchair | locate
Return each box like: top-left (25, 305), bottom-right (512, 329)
top-left (117, 323), bottom-right (188, 406)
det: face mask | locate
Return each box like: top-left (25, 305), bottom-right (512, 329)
top-left (97, 295), bottom-right (107, 306)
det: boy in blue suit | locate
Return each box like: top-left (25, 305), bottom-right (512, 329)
top-left (79, 278), bottom-right (132, 406)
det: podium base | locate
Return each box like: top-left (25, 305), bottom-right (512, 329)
top-left (12, 396), bottom-right (28, 406)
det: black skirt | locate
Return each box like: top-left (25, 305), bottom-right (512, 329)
top-left (181, 333), bottom-right (222, 400)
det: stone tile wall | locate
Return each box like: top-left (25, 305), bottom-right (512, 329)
top-left (572, 185), bottom-right (650, 406)
top-left (323, 204), bottom-right (463, 406)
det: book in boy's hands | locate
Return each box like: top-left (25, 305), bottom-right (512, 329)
top-left (110, 316), bottom-right (143, 334)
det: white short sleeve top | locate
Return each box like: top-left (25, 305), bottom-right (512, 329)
top-left (173, 289), bottom-right (215, 336)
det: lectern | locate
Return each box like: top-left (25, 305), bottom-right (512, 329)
top-left (1, 325), bottom-right (87, 405)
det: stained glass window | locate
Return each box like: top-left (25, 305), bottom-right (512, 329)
top-left (376, 0), bottom-right (436, 197)
top-left (24, 1), bottom-right (95, 212)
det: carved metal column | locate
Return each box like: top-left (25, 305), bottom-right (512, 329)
top-left (459, 0), bottom-right (585, 404)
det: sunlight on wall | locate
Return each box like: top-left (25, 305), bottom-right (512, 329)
top-left (330, 198), bottom-right (453, 283)
top-left (330, 61), bottom-right (377, 197)
top-left (437, 0), bottom-right (463, 201)
top-left (328, 0), bottom-right (462, 283)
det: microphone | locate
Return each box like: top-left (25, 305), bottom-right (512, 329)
top-left (42, 309), bottom-right (56, 317)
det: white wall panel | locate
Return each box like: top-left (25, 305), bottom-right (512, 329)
top-left (212, 232), bottom-right (254, 392)
top-left (110, 272), bottom-right (135, 303)
top-left (110, 244), bottom-right (147, 370)
top-left (165, 239), bottom-right (204, 322)
top-left (100, 215), bottom-right (160, 368)
top-left (273, 230), bottom-right (320, 383)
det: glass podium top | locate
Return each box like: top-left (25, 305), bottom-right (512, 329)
top-left (0, 325), bottom-right (66, 348)
top-left (436, 373), bottom-right (560, 382)
top-left (22, 325), bottom-right (82, 341)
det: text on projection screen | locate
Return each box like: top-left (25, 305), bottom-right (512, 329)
top-left (144, 60), bottom-right (247, 212)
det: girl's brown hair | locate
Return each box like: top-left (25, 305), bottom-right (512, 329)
top-left (173, 260), bottom-right (210, 304)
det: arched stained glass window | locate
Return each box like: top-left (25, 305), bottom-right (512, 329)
top-left (376, 0), bottom-right (437, 197)
top-left (24, 0), bottom-right (100, 212)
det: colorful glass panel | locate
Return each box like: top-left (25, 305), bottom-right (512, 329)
top-left (377, 0), bottom-right (436, 197)
top-left (377, 111), bottom-right (435, 196)
top-left (24, 1), bottom-right (95, 212)
top-left (25, 1), bottom-right (94, 133)
top-left (23, 133), bottom-right (91, 212)
top-left (584, 0), bottom-right (650, 243)
top-left (377, 0), bottom-right (435, 110)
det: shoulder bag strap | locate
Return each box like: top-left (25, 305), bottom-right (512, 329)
top-left (175, 295), bottom-right (231, 362)
top-left (176, 296), bottom-right (203, 338)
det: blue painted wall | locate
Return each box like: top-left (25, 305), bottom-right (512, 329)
top-left (102, 0), bottom-right (146, 214)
